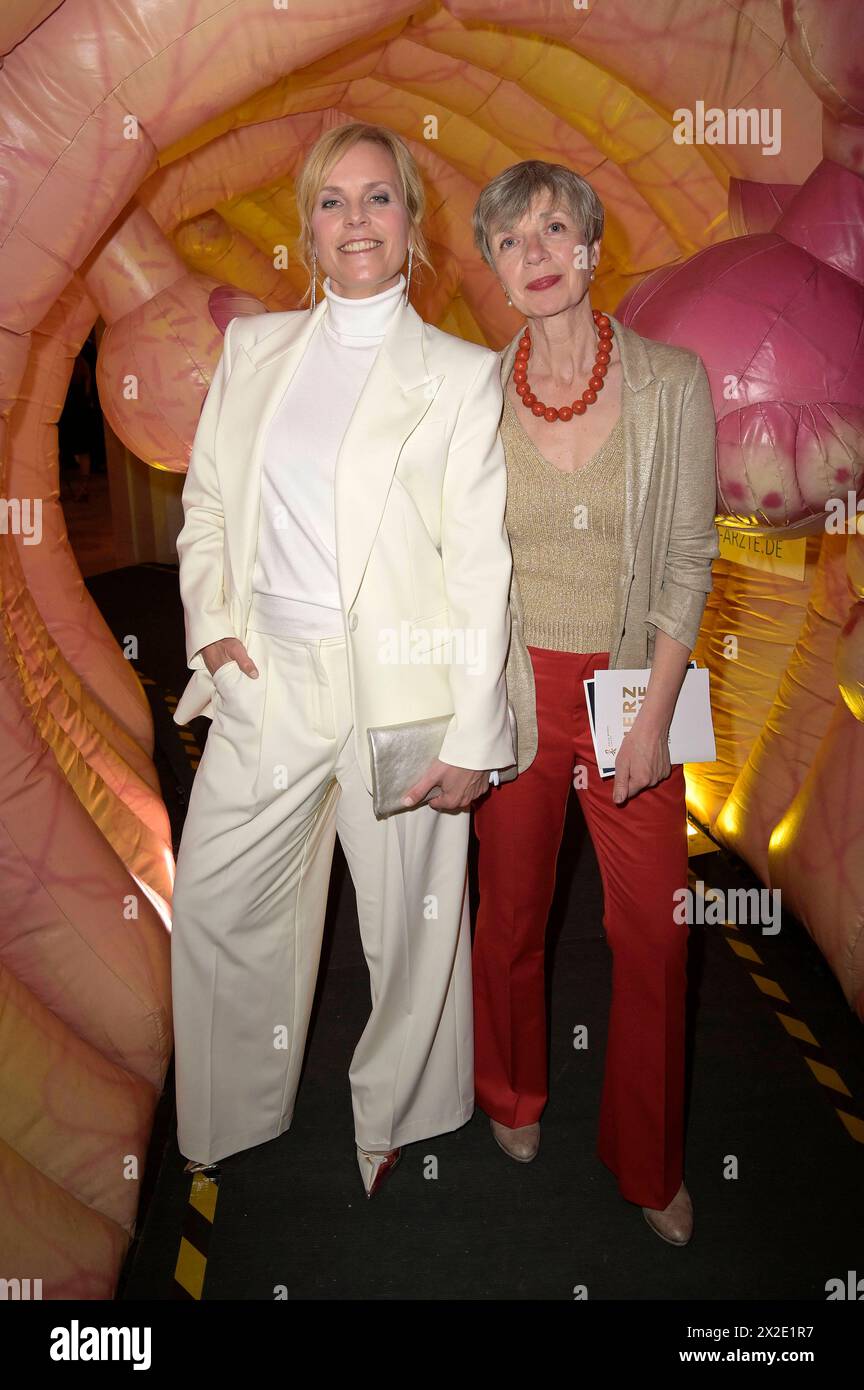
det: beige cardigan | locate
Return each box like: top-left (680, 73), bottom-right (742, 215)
top-left (502, 313), bottom-right (720, 775)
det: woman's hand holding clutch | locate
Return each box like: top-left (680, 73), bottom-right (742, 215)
top-left (402, 758), bottom-right (491, 813)
top-left (200, 636), bottom-right (260, 680)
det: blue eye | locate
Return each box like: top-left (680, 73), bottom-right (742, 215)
top-left (499, 237), bottom-right (514, 250)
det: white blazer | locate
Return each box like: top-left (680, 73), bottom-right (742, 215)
top-left (172, 294), bottom-right (516, 794)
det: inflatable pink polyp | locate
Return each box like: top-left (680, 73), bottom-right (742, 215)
top-left (619, 160), bottom-right (864, 528)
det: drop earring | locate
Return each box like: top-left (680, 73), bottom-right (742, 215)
top-left (404, 244), bottom-right (414, 302)
top-left (310, 250), bottom-right (318, 310)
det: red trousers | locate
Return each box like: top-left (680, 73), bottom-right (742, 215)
top-left (472, 647), bottom-right (690, 1209)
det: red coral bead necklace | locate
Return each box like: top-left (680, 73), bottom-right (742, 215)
top-left (513, 310), bottom-right (614, 422)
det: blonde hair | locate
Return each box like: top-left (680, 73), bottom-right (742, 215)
top-left (473, 160), bottom-right (605, 269)
top-left (295, 122), bottom-right (434, 304)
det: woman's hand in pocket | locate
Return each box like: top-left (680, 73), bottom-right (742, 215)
top-left (200, 636), bottom-right (259, 679)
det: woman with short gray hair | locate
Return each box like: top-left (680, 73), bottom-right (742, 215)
top-left (471, 160), bottom-right (719, 1246)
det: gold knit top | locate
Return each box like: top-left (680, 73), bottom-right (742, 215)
top-left (501, 384), bottom-right (625, 654)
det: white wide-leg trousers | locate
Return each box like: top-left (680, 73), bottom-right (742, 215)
top-left (170, 607), bottom-right (474, 1165)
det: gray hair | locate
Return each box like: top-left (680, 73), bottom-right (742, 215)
top-left (473, 160), bottom-right (605, 269)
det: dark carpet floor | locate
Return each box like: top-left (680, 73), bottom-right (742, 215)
top-left (86, 566), bottom-right (864, 1301)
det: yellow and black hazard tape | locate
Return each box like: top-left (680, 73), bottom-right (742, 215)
top-left (163, 690), bottom-right (202, 771)
top-left (688, 871), bottom-right (864, 1146)
top-left (135, 675), bottom-right (203, 769)
top-left (134, 667), bottom-right (216, 1294)
top-left (172, 1166), bottom-right (221, 1300)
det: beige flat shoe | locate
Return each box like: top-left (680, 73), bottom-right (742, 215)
top-left (642, 1182), bottom-right (693, 1245)
top-left (490, 1117), bottom-right (540, 1163)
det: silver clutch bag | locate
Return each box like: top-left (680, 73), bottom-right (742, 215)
top-left (367, 702), bottom-right (518, 819)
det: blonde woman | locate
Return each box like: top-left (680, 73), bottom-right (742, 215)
top-left (471, 161), bottom-right (719, 1244)
top-left (170, 123), bottom-right (516, 1197)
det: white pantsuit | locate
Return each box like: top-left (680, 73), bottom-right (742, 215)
top-left (170, 277), bottom-right (517, 1166)
top-left (172, 609), bottom-right (474, 1164)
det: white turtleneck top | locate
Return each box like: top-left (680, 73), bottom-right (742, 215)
top-left (251, 272), bottom-right (407, 637)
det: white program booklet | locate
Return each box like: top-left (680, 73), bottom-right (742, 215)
top-left (583, 665), bottom-right (716, 778)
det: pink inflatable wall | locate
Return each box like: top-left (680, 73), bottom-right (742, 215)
top-left (0, 0), bottom-right (861, 1296)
